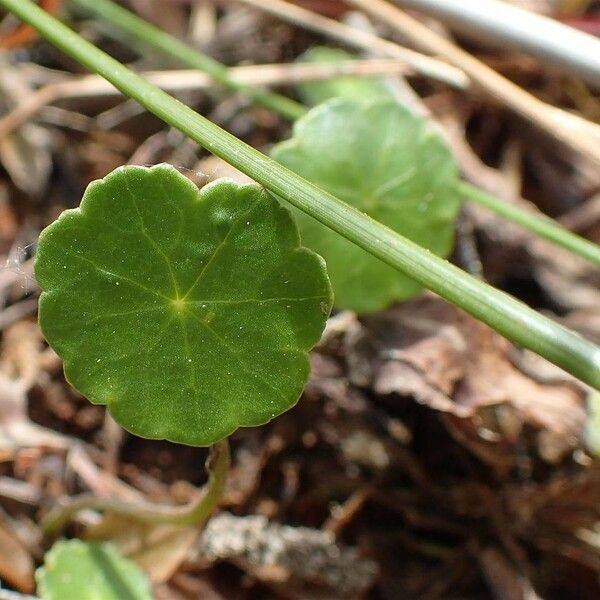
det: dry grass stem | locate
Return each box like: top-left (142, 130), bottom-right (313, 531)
top-left (347, 0), bottom-right (600, 165)
top-left (0, 58), bottom-right (412, 138)
top-left (233, 0), bottom-right (469, 88)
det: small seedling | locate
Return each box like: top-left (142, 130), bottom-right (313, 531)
top-left (35, 165), bottom-right (332, 446)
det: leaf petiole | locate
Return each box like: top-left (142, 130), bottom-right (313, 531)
top-left (42, 438), bottom-right (229, 535)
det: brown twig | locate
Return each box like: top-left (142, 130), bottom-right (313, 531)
top-left (0, 59), bottom-right (412, 138)
top-left (232, 0), bottom-right (469, 88)
top-left (346, 0), bottom-right (600, 166)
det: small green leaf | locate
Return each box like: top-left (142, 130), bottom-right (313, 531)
top-left (35, 165), bottom-right (332, 445)
top-left (297, 47), bottom-right (393, 106)
top-left (37, 540), bottom-right (153, 600)
top-left (272, 97), bottom-right (460, 313)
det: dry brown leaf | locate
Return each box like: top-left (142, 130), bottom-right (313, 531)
top-left (0, 61), bottom-right (52, 195)
top-left (86, 514), bottom-right (199, 584)
top-left (530, 238), bottom-right (600, 312)
top-left (195, 155), bottom-right (255, 186)
top-left (348, 295), bottom-right (587, 456)
top-left (0, 319), bottom-right (69, 451)
top-left (0, 512), bottom-right (34, 592)
top-left (0, 372), bottom-right (69, 451)
top-left (156, 574), bottom-right (229, 600)
top-left (477, 546), bottom-right (541, 600)
top-left (508, 464), bottom-right (600, 571)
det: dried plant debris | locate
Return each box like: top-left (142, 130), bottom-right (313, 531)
top-left (508, 465), bottom-right (600, 572)
top-left (0, 0), bottom-right (597, 598)
top-left (197, 512), bottom-right (378, 599)
top-left (0, 509), bottom-right (35, 593)
top-left (342, 294), bottom-right (588, 459)
top-left (529, 238), bottom-right (600, 312)
top-left (0, 321), bottom-right (70, 452)
top-left (0, 60), bottom-right (52, 196)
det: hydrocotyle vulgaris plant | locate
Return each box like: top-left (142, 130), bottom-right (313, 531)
top-left (291, 47), bottom-right (600, 267)
top-left (296, 46), bottom-right (393, 106)
top-left (69, 0), bottom-right (600, 269)
top-left (273, 96), bottom-right (461, 312)
top-left (36, 165), bottom-right (329, 531)
top-left (272, 94), bottom-right (600, 310)
top-left (36, 165), bottom-right (332, 446)
top-left (2, 1), bottom-right (599, 389)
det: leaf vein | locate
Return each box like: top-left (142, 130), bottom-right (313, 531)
top-left (46, 241), bottom-right (169, 300)
top-left (123, 174), bottom-right (180, 297)
top-left (181, 196), bottom-right (261, 301)
top-left (186, 312), bottom-right (288, 405)
top-left (78, 305), bottom-right (165, 324)
top-left (187, 295), bottom-right (328, 307)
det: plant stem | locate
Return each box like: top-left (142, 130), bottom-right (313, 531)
top-left (70, 0), bottom-right (600, 267)
top-left (3, 0), bottom-right (600, 389)
top-left (69, 0), bottom-right (305, 121)
top-left (43, 438), bottom-right (229, 535)
top-left (457, 181), bottom-right (600, 266)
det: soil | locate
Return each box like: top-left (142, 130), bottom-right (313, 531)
top-left (0, 1), bottom-right (598, 598)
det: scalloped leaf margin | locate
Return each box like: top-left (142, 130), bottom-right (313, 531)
top-left (35, 165), bottom-right (332, 446)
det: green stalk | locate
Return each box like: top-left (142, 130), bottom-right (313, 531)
top-left (71, 0), bottom-right (600, 268)
top-left (43, 439), bottom-right (229, 535)
top-left (3, 0), bottom-right (600, 389)
top-left (69, 0), bottom-right (305, 121)
top-left (458, 181), bottom-right (600, 266)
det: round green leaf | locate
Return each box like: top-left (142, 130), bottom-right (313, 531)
top-left (37, 540), bottom-right (153, 600)
top-left (35, 165), bottom-right (332, 446)
top-left (272, 97), bottom-right (461, 313)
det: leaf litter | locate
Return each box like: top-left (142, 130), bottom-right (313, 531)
top-left (0, 0), bottom-right (598, 598)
